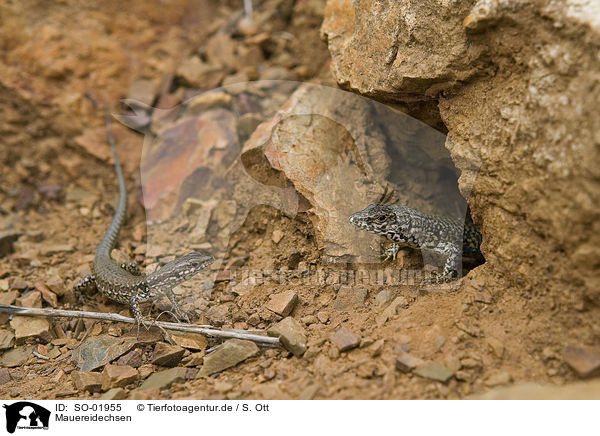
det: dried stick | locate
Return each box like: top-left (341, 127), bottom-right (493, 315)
top-left (0, 304), bottom-right (280, 347)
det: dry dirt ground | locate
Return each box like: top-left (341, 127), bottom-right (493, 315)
top-left (0, 0), bottom-right (598, 400)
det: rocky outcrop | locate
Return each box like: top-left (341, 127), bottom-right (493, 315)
top-left (322, 0), bottom-right (600, 303)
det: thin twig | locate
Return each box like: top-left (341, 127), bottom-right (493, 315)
top-left (0, 305), bottom-right (280, 347)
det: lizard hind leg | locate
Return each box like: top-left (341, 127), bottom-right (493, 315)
top-left (74, 274), bottom-right (97, 294)
top-left (439, 243), bottom-right (462, 282)
top-left (164, 289), bottom-right (191, 323)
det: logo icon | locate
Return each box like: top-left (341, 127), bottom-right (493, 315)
top-left (3, 402), bottom-right (50, 433)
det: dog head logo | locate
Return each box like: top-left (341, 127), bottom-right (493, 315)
top-left (3, 402), bottom-right (50, 433)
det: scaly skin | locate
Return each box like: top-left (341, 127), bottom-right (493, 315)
top-left (349, 203), bottom-right (482, 282)
top-left (74, 109), bottom-right (214, 327)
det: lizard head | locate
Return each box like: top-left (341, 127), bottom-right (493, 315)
top-left (349, 204), bottom-right (399, 236)
top-left (349, 203), bottom-right (414, 243)
top-left (145, 252), bottom-right (214, 291)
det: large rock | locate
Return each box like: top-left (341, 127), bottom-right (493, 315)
top-left (322, 0), bottom-right (600, 307)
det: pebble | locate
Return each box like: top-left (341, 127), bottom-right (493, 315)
top-left (171, 334), bottom-right (208, 352)
top-left (39, 244), bottom-right (73, 256)
top-left (34, 282), bottom-right (58, 307)
top-left (373, 289), bottom-right (395, 310)
top-left (0, 291), bottom-right (18, 305)
top-left (487, 337), bottom-right (505, 358)
top-left (72, 336), bottom-right (138, 372)
top-left (1, 346), bottom-right (32, 367)
top-left (205, 304), bottom-right (231, 326)
top-left (484, 372), bottom-right (513, 387)
top-left (563, 346), bottom-right (600, 378)
top-left (140, 367), bottom-right (188, 390)
top-left (267, 317), bottom-right (307, 357)
top-left (395, 352), bottom-right (425, 373)
top-left (334, 286), bottom-right (368, 311)
top-left (455, 320), bottom-right (481, 337)
top-left (0, 368), bottom-right (11, 385)
top-left (198, 339), bottom-right (259, 377)
top-left (101, 364), bottom-right (139, 390)
top-left (116, 349), bottom-right (143, 368)
top-left (266, 290), bottom-right (298, 317)
top-left (0, 329), bottom-right (15, 350)
top-left (0, 230), bottom-right (20, 258)
top-left (182, 352), bottom-right (205, 367)
top-left (187, 91), bottom-right (232, 113)
top-left (369, 339), bottom-right (385, 357)
top-left (414, 363), bottom-right (455, 383)
top-left (271, 229), bottom-right (284, 244)
top-left (331, 326), bottom-right (361, 352)
top-left (316, 311), bottom-right (329, 324)
top-left (71, 371), bottom-right (103, 393)
top-left (15, 291), bottom-right (42, 308)
top-left (151, 343), bottom-right (185, 367)
top-left (100, 388), bottom-right (128, 400)
top-left (10, 316), bottom-right (51, 342)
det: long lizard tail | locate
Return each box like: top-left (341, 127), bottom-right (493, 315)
top-left (95, 108), bottom-right (128, 258)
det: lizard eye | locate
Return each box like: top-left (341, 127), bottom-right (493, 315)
top-left (377, 215), bottom-right (386, 222)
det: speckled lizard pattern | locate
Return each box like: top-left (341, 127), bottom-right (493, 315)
top-left (349, 203), bottom-right (482, 282)
top-left (74, 110), bottom-right (214, 327)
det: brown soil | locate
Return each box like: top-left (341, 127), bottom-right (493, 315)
top-left (0, 0), bottom-right (594, 400)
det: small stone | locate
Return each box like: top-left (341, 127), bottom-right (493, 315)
top-left (152, 343), bottom-right (185, 367)
top-left (10, 278), bottom-right (28, 290)
top-left (484, 372), bottom-right (513, 387)
top-left (316, 311), bottom-right (329, 324)
top-left (101, 364), bottom-right (138, 390)
top-left (1, 346), bottom-right (32, 367)
top-left (205, 304), bottom-right (230, 326)
top-left (266, 291), bottom-right (298, 317)
top-left (47, 347), bottom-right (61, 359)
top-left (267, 317), bottom-right (307, 357)
top-left (72, 336), bottom-right (138, 372)
top-left (10, 316), bottom-right (51, 342)
top-left (139, 367), bottom-right (187, 390)
top-left (101, 388), bottom-right (128, 400)
top-left (171, 334), bottom-right (208, 351)
top-left (395, 352), bottom-right (425, 373)
top-left (487, 337), bottom-right (505, 358)
top-left (414, 363), bottom-right (455, 383)
top-left (247, 313), bottom-right (261, 327)
top-left (34, 282), bottom-right (58, 307)
top-left (15, 291), bottom-right (42, 308)
top-left (373, 289), bottom-right (395, 310)
top-left (138, 364), bottom-right (154, 380)
top-left (0, 329), bottom-right (15, 350)
top-left (72, 371), bottom-right (103, 393)
top-left (187, 91), bottom-right (232, 113)
top-left (271, 230), bottom-right (284, 244)
top-left (40, 244), bottom-right (73, 256)
top-left (0, 368), bottom-right (11, 385)
top-left (369, 339), bottom-right (385, 357)
top-left (0, 290), bottom-right (18, 305)
top-left (0, 230), bottom-right (20, 258)
top-left (116, 349), bottom-right (142, 368)
top-left (198, 339), bottom-right (259, 377)
top-left (455, 321), bottom-right (481, 337)
top-left (331, 326), bottom-right (361, 352)
top-left (298, 384), bottom-right (320, 400)
top-left (460, 358), bottom-right (482, 369)
top-left (182, 352), bottom-right (205, 367)
top-left (334, 286), bottom-right (368, 311)
top-left (563, 346), bottom-right (600, 378)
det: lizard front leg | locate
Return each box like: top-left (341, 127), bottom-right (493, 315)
top-left (121, 262), bottom-right (143, 275)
